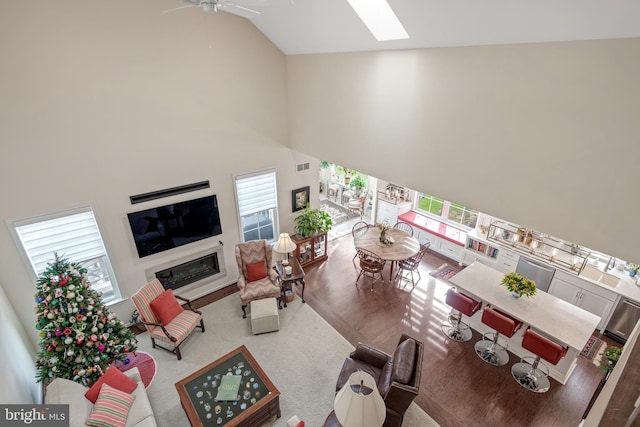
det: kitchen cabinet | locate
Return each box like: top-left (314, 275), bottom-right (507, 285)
top-left (548, 270), bottom-right (617, 330)
top-left (411, 225), bottom-right (463, 262)
top-left (291, 232), bottom-right (328, 267)
top-left (495, 248), bottom-right (520, 273)
top-left (376, 200), bottom-right (411, 226)
top-left (439, 239), bottom-right (464, 261)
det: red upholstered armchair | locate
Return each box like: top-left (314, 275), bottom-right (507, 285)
top-left (235, 240), bottom-right (281, 318)
top-left (131, 279), bottom-right (204, 360)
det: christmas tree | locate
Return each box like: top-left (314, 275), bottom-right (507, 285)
top-left (34, 253), bottom-right (137, 386)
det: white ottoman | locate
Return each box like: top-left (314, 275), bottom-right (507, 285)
top-left (250, 297), bottom-right (280, 335)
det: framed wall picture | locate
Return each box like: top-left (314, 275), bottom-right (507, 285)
top-left (292, 186), bottom-right (310, 212)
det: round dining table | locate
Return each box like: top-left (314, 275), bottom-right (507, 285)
top-left (353, 227), bottom-right (420, 281)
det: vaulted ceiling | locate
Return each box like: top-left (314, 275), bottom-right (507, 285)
top-left (187, 0), bottom-right (640, 55)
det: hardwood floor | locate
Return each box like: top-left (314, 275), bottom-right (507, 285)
top-left (195, 231), bottom-right (619, 427)
top-left (292, 233), bottom-right (618, 427)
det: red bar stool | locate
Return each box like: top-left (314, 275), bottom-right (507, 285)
top-left (475, 305), bottom-right (523, 366)
top-left (441, 289), bottom-right (482, 342)
top-left (511, 327), bottom-right (568, 393)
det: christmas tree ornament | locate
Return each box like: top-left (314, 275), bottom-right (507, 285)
top-left (34, 254), bottom-right (137, 386)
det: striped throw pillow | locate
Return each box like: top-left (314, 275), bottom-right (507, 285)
top-left (86, 383), bottom-right (135, 427)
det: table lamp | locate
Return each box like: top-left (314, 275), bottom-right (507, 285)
top-left (273, 233), bottom-right (297, 267)
top-left (334, 371), bottom-right (386, 427)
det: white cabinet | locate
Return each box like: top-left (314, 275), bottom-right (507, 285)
top-left (548, 271), bottom-right (617, 330)
top-left (439, 239), bottom-right (463, 261)
top-left (413, 227), bottom-right (437, 246)
top-left (411, 226), bottom-right (462, 262)
top-left (376, 200), bottom-right (411, 226)
top-left (495, 248), bottom-right (520, 273)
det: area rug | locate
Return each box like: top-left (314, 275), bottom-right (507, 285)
top-left (320, 199), bottom-right (359, 226)
top-left (137, 294), bottom-right (439, 427)
top-left (581, 335), bottom-right (605, 360)
top-left (112, 351), bottom-right (156, 388)
top-left (430, 263), bottom-right (462, 282)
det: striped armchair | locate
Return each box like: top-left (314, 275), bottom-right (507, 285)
top-left (131, 279), bottom-right (204, 360)
top-left (235, 240), bottom-right (281, 318)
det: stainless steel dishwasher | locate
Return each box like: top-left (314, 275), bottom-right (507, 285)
top-left (604, 298), bottom-right (640, 344)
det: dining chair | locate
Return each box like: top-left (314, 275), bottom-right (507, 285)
top-left (351, 221), bottom-right (370, 267)
top-left (355, 247), bottom-right (386, 290)
top-left (393, 221), bottom-right (414, 236)
top-left (395, 242), bottom-right (430, 290)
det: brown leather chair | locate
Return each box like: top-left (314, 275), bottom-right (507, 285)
top-left (327, 334), bottom-right (423, 427)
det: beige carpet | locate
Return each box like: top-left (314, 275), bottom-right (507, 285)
top-left (139, 293), bottom-right (439, 427)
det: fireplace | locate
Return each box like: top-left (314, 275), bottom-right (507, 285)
top-left (146, 246), bottom-right (227, 292)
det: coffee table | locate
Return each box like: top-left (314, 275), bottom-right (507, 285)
top-left (274, 258), bottom-right (306, 307)
top-left (175, 345), bottom-right (281, 426)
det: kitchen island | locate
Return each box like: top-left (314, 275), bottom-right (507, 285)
top-left (449, 262), bottom-right (601, 384)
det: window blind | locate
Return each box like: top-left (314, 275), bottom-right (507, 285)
top-left (15, 207), bottom-right (107, 275)
top-left (235, 170), bottom-right (278, 216)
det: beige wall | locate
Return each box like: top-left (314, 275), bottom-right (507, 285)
top-left (286, 39), bottom-right (640, 263)
top-left (0, 0), bottom-right (321, 355)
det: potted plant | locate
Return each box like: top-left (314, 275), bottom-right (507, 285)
top-left (294, 205), bottom-right (332, 237)
top-left (501, 272), bottom-right (537, 298)
top-left (600, 345), bottom-right (622, 374)
top-left (350, 175), bottom-right (367, 195)
top-left (627, 263), bottom-right (640, 277)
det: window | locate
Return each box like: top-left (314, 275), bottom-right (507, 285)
top-left (10, 205), bottom-right (122, 304)
top-left (417, 193), bottom-right (478, 229)
top-left (234, 169), bottom-right (278, 242)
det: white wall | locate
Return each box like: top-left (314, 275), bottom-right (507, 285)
top-left (286, 39), bottom-right (640, 263)
top-left (0, 283), bottom-right (39, 403)
top-left (0, 0), bottom-right (320, 360)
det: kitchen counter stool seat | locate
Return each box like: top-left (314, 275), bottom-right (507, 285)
top-left (511, 327), bottom-right (568, 393)
top-left (475, 305), bottom-right (523, 366)
top-left (441, 289), bottom-right (482, 342)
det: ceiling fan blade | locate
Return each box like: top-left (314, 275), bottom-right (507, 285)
top-left (233, 4), bottom-right (261, 14)
top-left (163, 4), bottom-right (197, 13)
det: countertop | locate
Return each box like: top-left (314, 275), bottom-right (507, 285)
top-left (450, 262), bottom-right (600, 350)
top-left (466, 229), bottom-right (640, 303)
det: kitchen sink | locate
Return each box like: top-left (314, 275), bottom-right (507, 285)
top-left (579, 265), bottom-right (620, 288)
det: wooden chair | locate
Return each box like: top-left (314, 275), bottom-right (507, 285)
top-left (347, 189), bottom-right (368, 218)
top-left (351, 221), bottom-right (370, 266)
top-left (355, 247), bottom-right (386, 290)
top-left (235, 239), bottom-right (281, 318)
top-left (131, 279), bottom-right (204, 360)
top-left (395, 242), bottom-right (430, 290)
top-left (393, 221), bottom-right (413, 236)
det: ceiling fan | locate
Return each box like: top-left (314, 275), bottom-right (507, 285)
top-left (164, 0), bottom-right (261, 17)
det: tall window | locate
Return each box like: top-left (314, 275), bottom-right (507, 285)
top-left (10, 205), bottom-right (122, 304)
top-left (417, 193), bottom-right (478, 229)
top-left (235, 169), bottom-right (278, 242)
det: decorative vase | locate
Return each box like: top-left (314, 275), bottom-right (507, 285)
top-left (630, 271), bottom-right (637, 277)
top-left (511, 292), bottom-right (521, 298)
top-left (380, 229), bottom-right (386, 244)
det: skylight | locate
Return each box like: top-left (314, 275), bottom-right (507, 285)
top-left (346, 0), bottom-right (409, 41)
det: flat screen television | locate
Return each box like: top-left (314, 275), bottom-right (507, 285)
top-left (127, 195), bottom-right (222, 258)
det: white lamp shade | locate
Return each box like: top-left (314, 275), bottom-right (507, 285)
top-left (273, 233), bottom-right (297, 254)
top-left (334, 371), bottom-right (386, 427)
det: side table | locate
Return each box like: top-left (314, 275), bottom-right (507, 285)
top-left (274, 258), bottom-right (306, 307)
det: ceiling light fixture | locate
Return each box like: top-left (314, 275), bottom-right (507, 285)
top-left (346, 0), bottom-right (409, 41)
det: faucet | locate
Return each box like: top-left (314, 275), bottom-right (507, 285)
top-left (605, 256), bottom-right (616, 272)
